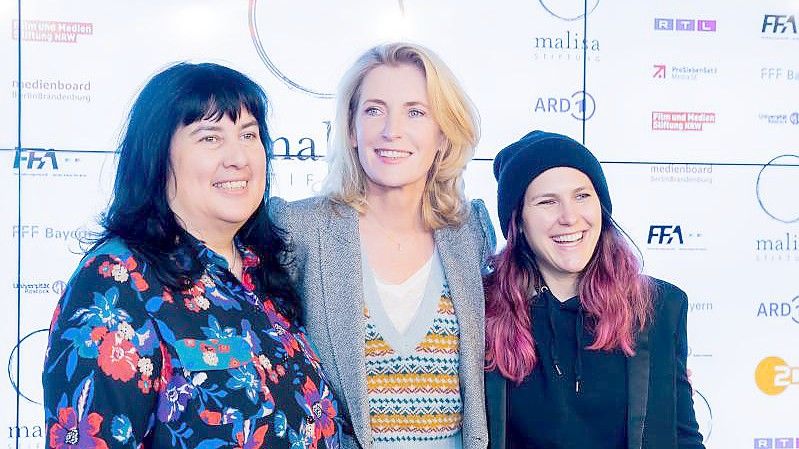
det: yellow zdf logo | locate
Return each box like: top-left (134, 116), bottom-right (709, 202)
top-left (755, 356), bottom-right (799, 395)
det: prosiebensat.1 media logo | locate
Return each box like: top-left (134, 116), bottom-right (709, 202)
top-left (755, 356), bottom-right (798, 395)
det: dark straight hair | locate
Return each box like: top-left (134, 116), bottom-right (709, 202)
top-left (97, 62), bottom-right (300, 321)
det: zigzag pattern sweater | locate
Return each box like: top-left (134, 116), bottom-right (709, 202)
top-left (362, 255), bottom-right (463, 449)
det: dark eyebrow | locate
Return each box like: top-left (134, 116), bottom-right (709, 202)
top-left (188, 125), bottom-right (223, 136)
top-left (188, 120), bottom-right (259, 136)
top-left (239, 120), bottom-right (259, 130)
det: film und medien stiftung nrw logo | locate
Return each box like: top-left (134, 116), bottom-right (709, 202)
top-left (755, 356), bottom-right (799, 395)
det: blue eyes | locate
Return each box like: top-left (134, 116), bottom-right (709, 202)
top-left (362, 107), bottom-right (426, 118)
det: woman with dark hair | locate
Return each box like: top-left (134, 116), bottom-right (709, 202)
top-left (484, 131), bottom-right (704, 449)
top-left (43, 62), bottom-right (341, 449)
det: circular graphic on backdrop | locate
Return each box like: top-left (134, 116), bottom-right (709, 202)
top-left (7, 328), bottom-right (49, 404)
top-left (756, 154), bottom-right (799, 223)
top-left (570, 90), bottom-right (596, 121)
top-left (755, 356), bottom-right (789, 396)
top-left (538, 0), bottom-right (600, 21)
top-left (248, 0), bottom-right (407, 98)
top-left (693, 389), bottom-right (713, 442)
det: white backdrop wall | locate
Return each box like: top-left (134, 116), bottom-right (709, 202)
top-left (2, 1), bottom-right (798, 448)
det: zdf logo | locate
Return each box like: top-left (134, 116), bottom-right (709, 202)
top-left (755, 356), bottom-right (799, 395)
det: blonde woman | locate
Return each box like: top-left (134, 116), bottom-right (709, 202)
top-left (271, 43), bottom-right (494, 449)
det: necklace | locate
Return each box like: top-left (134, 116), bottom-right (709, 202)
top-left (366, 212), bottom-right (405, 252)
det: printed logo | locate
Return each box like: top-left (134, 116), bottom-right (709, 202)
top-left (756, 154), bottom-right (799, 224)
top-left (691, 387), bottom-right (713, 441)
top-left (8, 148), bottom-right (88, 178)
top-left (11, 19), bottom-right (93, 43)
top-left (654, 18), bottom-right (717, 32)
top-left (11, 225), bottom-right (91, 242)
top-left (651, 111), bottom-right (716, 131)
top-left (688, 300), bottom-right (714, 314)
top-left (755, 356), bottom-right (799, 395)
top-left (649, 164), bottom-right (713, 184)
top-left (761, 67), bottom-right (799, 81)
top-left (652, 64), bottom-right (718, 81)
top-left (538, 0), bottom-right (600, 21)
top-left (248, 1), bottom-right (407, 98)
top-left (534, 90), bottom-right (595, 121)
top-left (12, 280), bottom-right (67, 296)
top-left (754, 233), bottom-right (799, 262)
top-left (646, 224), bottom-right (707, 251)
top-left (7, 329), bottom-right (48, 405)
top-left (10, 79), bottom-right (92, 103)
top-left (761, 14), bottom-right (798, 40)
top-left (757, 112), bottom-right (799, 126)
top-left (754, 438), bottom-right (799, 448)
top-left (533, 30), bottom-right (601, 62)
top-left (270, 122), bottom-right (331, 160)
top-left (756, 296), bottom-right (799, 324)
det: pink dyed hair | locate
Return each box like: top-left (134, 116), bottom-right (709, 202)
top-left (485, 209), bottom-right (653, 384)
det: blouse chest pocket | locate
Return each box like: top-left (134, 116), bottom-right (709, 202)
top-left (174, 336), bottom-right (254, 371)
top-left (170, 335), bottom-right (273, 424)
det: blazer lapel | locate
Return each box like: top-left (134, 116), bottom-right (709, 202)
top-left (318, 206), bottom-right (372, 445)
top-left (435, 224), bottom-right (487, 446)
top-left (627, 325), bottom-right (651, 449)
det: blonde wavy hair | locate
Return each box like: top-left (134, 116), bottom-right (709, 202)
top-left (323, 42), bottom-right (480, 229)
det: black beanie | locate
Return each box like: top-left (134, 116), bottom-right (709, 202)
top-left (493, 130), bottom-right (612, 238)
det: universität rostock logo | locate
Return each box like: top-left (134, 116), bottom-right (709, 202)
top-left (755, 356), bottom-right (799, 395)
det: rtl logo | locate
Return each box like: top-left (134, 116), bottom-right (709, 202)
top-left (754, 438), bottom-right (799, 448)
top-left (648, 225), bottom-right (683, 244)
top-left (13, 148), bottom-right (59, 170)
top-left (762, 15), bottom-right (798, 34)
top-left (654, 18), bottom-right (717, 32)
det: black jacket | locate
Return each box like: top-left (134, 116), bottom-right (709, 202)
top-left (486, 278), bottom-right (705, 449)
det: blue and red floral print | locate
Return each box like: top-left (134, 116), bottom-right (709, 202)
top-left (43, 235), bottom-right (342, 449)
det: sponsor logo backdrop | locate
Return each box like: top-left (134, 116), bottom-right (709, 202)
top-left (2, 0), bottom-right (796, 447)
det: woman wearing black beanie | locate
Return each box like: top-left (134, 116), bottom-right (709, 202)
top-left (484, 131), bottom-right (705, 449)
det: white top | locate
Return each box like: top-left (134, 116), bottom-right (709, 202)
top-left (372, 250), bottom-right (437, 334)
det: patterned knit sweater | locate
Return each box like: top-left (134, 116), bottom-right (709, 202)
top-left (362, 255), bottom-right (463, 449)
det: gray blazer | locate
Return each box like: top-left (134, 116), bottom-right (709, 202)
top-left (271, 196), bottom-right (495, 449)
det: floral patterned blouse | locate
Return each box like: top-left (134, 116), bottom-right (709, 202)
top-left (43, 235), bottom-right (342, 449)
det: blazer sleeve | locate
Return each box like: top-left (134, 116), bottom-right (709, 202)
top-left (673, 289), bottom-right (706, 449)
top-left (43, 253), bottom-right (164, 448)
top-left (470, 199), bottom-right (497, 272)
